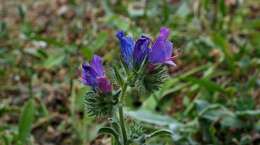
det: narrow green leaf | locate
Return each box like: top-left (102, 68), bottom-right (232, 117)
top-left (0, 21), bottom-right (7, 38)
top-left (113, 65), bottom-right (124, 87)
top-left (211, 33), bottom-right (235, 71)
top-left (43, 55), bottom-right (65, 69)
top-left (81, 47), bottom-right (93, 60)
top-left (219, 0), bottom-right (227, 16)
top-left (89, 32), bottom-right (108, 52)
top-left (195, 100), bottom-right (243, 128)
top-left (101, 0), bottom-right (113, 16)
top-left (146, 129), bottom-right (172, 139)
top-left (99, 127), bottom-right (119, 137)
top-left (236, 110), bottom-right (260, 118)
top-left (126, 109), bottom-right (179, 126)
top-left (17, 99), bottom-right (35, 143)
top-left (98, 127), bottom-right (120, 144)
top-left (162, 0), bottom-right (170, 23)
top-left (176, 1), bottom-right (190, 17)
top-left (29, 34), bottom-right (64, 47)
top-left (107, 15), bottom-right (129, 31)
top-left (184, 77), bottom-right (225, 93)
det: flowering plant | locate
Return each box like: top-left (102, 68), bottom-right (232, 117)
top-left (81, 27), bottom-right (176, 145)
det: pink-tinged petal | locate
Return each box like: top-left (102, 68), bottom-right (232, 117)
top-left (147, 64), bottom-right (156, 72)
top-left (165, 60), bottom-right (176, 66)
top-left (97, 77), bottom-right (112, 93)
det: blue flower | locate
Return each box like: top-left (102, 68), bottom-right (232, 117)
top-left (116, 31), bottom-right (135, 68)
top-left (133, 35), bottom-right (151, 66)
top-left (149, 27), bottom-right (176, 66)
top-left (82, 55), bottom-right (112, 93)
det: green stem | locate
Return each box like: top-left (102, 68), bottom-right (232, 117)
top-left (120, 83), bottom-right (127, 102)
top-left (119, 83), bottom-right (128, 145)
top-left (119, 105), bottom-right (127, 145)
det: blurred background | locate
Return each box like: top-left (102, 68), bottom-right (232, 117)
top-left (0, 0), bottom-right (259, 145)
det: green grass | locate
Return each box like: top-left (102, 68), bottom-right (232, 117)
top-left (0, 0), bottom-right (259, 144)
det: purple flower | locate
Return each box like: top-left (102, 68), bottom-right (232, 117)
top-left (133, 35), bottom-right (150, 66)
top-left (97, 77), bottom-right (112, 93)
top-left (82, 55), bottom-right (112, 93)
top-left (149, 27), bottom-right (176, 66)
top-left (116, 31), bottom-right (134, 68)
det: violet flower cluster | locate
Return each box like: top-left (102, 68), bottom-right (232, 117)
top-left (81, 27), bottom-right (176, 145)
top-left (82, 27), bottom-right (175, 95)
top-left (116, 27), bottom-right (176, 69)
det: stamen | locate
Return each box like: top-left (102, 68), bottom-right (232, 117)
top-left (171, 54), bottom-right (179, 59)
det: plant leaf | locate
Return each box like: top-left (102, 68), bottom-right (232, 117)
top-left (98, 127), bottom-right (120, 144)
top-left (195, 100), bottom-right (243, 128)
top-left (185, 77), bottom-right (225, 93)
top-left (89, 32), bottom-right (108, 52)
top-left (126, 109), bottom-right (178, 126)
top-left (43, 55), bottom-right (65, 69)
top-left (146, 129), bottom-right (172, 139)
top-left (17, 99), bottom-right (35, 144)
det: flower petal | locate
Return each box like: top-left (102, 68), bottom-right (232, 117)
top-left (164, 40), bottom-right (173, 59)
top-left (133, 35), bottom-right (150, 65)
top-left (82, 63), bottom-right (98, 87)
top-left (149, 38), bottom-right (167, 63)
top-left (149, 27), bottom-right (173, 65)
top-left (90, 55), bottom-right (105, 77)
top-left (97, 77), bottom-right (112, 93)
top-left (159, 27), bottom-right (170, 39)
top-left (165, 60), bottom-right (176, 66)
top-left (116, 31), bottom-right (134, 68)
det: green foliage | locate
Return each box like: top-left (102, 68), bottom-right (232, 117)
top-left (1, 0), bottom-right (259, 144)
top-left (99, 127), bottom-right (120, 144)
top-left (0, 21), bottom-right (8, 38)
top-left (128, 121), bottom-right (144, 141)
top-left (17, 99), bottom-right (35, 144)
top-left (126, 109), bottom-right (178, 126)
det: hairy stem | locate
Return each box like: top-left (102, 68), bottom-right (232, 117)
top-left (119, 105), bottom-right (127, 145)
top-left (119, 83), bottom-right (128, 145)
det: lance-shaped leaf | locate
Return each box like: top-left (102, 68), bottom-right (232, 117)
top-left (99, 127), bottom-right (120, 144)
top-left (17, 99), bottom-right (35, 144)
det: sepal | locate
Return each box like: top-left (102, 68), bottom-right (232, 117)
top-left (143, 65), bottom-right (169, 92)
top-left (85, 91), bottom-right (119, 117)
top-left (112, 65), bottom-right (125, 87)
top-left (127, 121), bottom-right (146, 145)
top-left (128, 121), bottom-right (144, 140)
